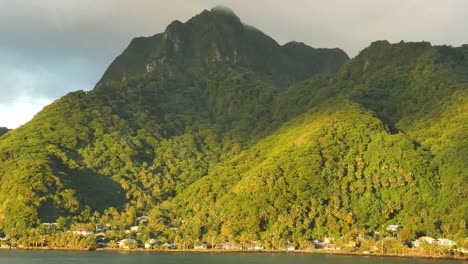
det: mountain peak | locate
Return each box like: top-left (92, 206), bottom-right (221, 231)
top-left (164, 20), bottom-right (184, 32)
top-left (339, 40), bottom-right (435, 81)
top-left (97, 7), bottom-right (348, 87)
top-left (210, 5), bottom-right (237, 17)
top-left (190, 6), bottom-right (243, 28)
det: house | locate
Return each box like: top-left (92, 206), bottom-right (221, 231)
top-left (138, 215), bottom-right (148, 224)
top-left (437, 238), bottom-right (457, 247)
top-left (248, 241), bottom-right (263, 250)
top-left (96, 242), bottom-right (109, 248)
top-left (214, 242), bottom-right (233, 249)
top-left (144, 238), bottom-right (161, 249)
top-left (410, 240), bottom-right (420, 248)
top-left (118, 238), bottom-right (136, 249)
top-left (72, 228), bottom-right (93, 236)
top-left (283, 241), bottom-right (295, 251)
top-left (95, 228), bottom-right (108, 233)
top-left (420, 236), bottom-right (437, 244)
top-left (221, 242), bottom-right (234, 249)
top-left (386, 225), bottom-right (400, 232)
top-left (324, 243), bottom-right (339, 250)
top-left (194, 243), bottom-right (211, 249)
top-left (315, 237), bottom-right (335, 249)
top-left (94, 232), bottom-right (106, 237)
top-left (285, 245), bottom-right (296, 251)
top-left (95, 228), bottom-right (108, 237)
top-left (146, 63), bottom-right (154, 73)
top-left (162, 243), bottom-right (177, 249)
top-left (42, 223), bottom-right (57, 229)
top-left (312, 238), bottom-right (335, 249)
top-left (412, 236), bottom-right (438, 248)
top-left (344, 241), bottom-right (357, 249)
top-left (312, 240), bottom-right (322, 249)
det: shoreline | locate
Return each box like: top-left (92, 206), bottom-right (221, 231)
top-left (2, 246), bottom-right (467, 261)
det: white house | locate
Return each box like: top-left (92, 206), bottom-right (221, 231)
top-left (386, 225), bottom-right (400, 232)
top-left (138, 215), bottom-right (149, 224)
top-left (72, 228), bottom-right (93, 236)
top-left (162, 243), bottom-right (177, 249)
top-left (248, 241), bottom-right (263, 250)
top-left (419, 236), bottom-right (437, 244)
top-left (118, 238), bottom-right (136, 249)
top-left (437, 238), bottom-right (456, 247)
top-left (194, 243), bottom-right (211, 249)
top-left (286, 245), bottom-right (296, 251)
top-left (411, 236), bottom-right (437, 248)
top-left (411, 240), bottom-right (420, 248)
top-left (42, 223), bottom-right (57, 229)
top-left (144, 238), bottom-right (160, 249)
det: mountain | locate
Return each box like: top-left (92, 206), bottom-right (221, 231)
top-left (0, 7), bottom-right (349, 232)
top-left (0, 7), bottom-right (466, 245)
top-left (157, 41), bottom-right (467, 243)
top-left (98, 6), bottom-right (348, 88)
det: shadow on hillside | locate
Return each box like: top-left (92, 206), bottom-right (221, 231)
top-left (65, 167), bottom-right (127, 212)
top-left (38, 158), bottom-right (126, 222)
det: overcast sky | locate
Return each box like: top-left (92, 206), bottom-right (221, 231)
top-left (1, 0), bottom-right (467, 128)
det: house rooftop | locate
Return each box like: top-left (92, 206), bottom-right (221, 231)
top-left (438, 238), bottom-right (456, 243)
top-left (386, 225), bottom-right (400, 231)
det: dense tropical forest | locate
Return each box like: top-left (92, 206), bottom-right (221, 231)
top-left (0, 7), bottom-right (466, 250)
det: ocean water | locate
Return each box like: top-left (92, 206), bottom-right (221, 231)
top-left (0, 250), bottom-right (465, 264)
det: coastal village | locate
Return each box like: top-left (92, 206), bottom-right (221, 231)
top-left (1, 218), bottom-right (467, 259)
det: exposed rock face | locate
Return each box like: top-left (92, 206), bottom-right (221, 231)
top-left (97, 8), bottom-right (349, 88)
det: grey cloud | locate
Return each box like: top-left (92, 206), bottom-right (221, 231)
top-left (0, 51), bottom-right (103, 105)
top-left (0, 0), bottom-right (467, 127)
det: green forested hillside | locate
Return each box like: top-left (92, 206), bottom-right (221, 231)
top-left (152, 41), bottom-right (467, 246)
top-left (159, 99), bottom-right (436, 244)
top-left (0, 7), bottom-right (466, 247)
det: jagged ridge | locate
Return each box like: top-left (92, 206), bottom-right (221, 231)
top-left (98, 7), bottom-right (348, 88)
